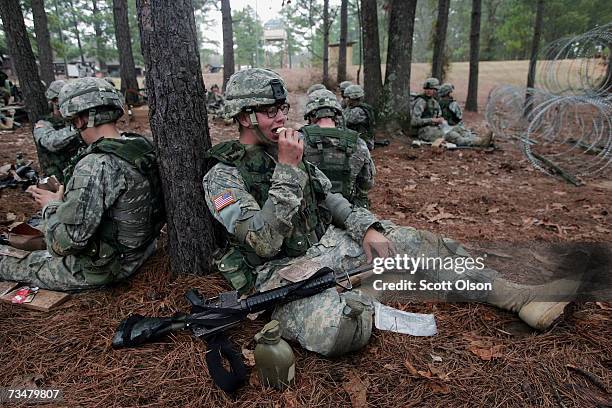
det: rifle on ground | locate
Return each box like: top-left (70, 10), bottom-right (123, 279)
top-left (0, 164), bottom-right (38, 190)
top-left (112, 264), bottom-right (373, 392)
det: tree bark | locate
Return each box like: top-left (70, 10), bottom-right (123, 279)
top-left (431, 0), bottom-right (450, 81)
top-left (322, 0), bottom-right (330, 86)
top-left (465, 0), bottom-right (481, 112)
top-left (360, 0), bottom-right (382, 108)
top-left (524, 0), bottom-right (544, 115)
top-left (31, 0), bottom-right (55, 86)
top-left (220, 0), bottom-right (234, 91)
top-left (0, 0), bottom-right (48, 123)
top-left (113, 0), bottom-right (139, 93)
top-left (337, 0), bottom-right (348, 84)
top-left (136, 0), bottom-right (216, 275)
top-left (52, 0), bottom-right (68, 75)
top-left (381, 0), bottom-right (417, 129)
top-left (68, 0), bottom-right (86, 64)
top-left (92, 0), bottom-right (107, 73)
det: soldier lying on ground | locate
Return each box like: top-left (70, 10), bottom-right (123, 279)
top-left (302, 88), bottom-right (375, 208)
top-left (203, 68), bottom-right (580, 357)
top-left (33, 80), bottom-right (83, 184)
top-left (0, 77), bottom-right (165, 291)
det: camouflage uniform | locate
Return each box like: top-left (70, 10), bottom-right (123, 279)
top-left (411, 78), bottom-right (444, 142)
top-left (438, 83), bottom-right (491, 147)
top-left (343, 85), bottom-right (376, 150)
top-left (339, 81), bottom-right (352, 109)
top-left (306, 83), bottom-right (327, 95)
top-left (0, 78), bottom-right (164, 291)
top-left (33, 80), bottom-right (83, 183)
top-left (301, 89), bottom-right (375, 208)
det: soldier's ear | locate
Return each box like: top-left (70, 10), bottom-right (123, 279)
top-left (236, 112), bottom-right (252, 128)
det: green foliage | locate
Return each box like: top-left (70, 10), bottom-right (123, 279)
top-left (232, 5), bottom-right (264, 67)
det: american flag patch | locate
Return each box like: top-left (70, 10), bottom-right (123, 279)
top-left (213, 190), bottom-right (237, 211)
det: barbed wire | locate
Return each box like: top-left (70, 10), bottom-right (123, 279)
top-left (485, 23), bottom-right (612, 181)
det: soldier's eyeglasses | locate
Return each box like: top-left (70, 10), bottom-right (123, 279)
top-left (258, 103), bottom-right (290, 118)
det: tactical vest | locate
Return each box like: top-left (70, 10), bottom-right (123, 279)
top-left (206, 140), bottom-right (330, 292)
top-left (346, 102), bottom-right (375, 142)
top-left (414, 94), bottom-right (442, 120)
top-left (439, 98), bottom-right (461, 126)
top-left (35, 115), bottom-right (82, 184)
top-left (301, 125), bottom-right (359, 203)
top-left (66, 133), bottom-right (165, 285)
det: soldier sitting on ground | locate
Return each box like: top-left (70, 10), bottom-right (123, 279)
top-left (302, 88), bottom-right (375, 208)
top-left (411, 77), bottom-right (445, 142)
top-left (343, 84), bottom-right (376, 150)
top-left (0, 77), bottom-right (165, 291)
top-left (33, 80), bottom-right (84, 183)
top-left (438, 83), bottom-right (492, 147)
top-left (203, 68), bottom-right (580, 358)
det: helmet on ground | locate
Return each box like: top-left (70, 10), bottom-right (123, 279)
top-left (423, 77), bottom-right (440, 90)
top-left (307, 83), bottom-right (327, 95)
top-left (46, 80), bottom-right (66, 101)
top-left (344, 84), bottom-right (364, 100)
top-left (304, 89), bottom-right (342, 120)
top-left (223, 68), bottom-right (288, 119)
top-left (58, 77), bottom-right (125, 126)
top-left (438, 83), bottom-right (454, 97)
top-left (339, 81), bottom-right (352, 95)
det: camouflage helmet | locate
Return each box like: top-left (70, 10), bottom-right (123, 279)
top-left (58, 77), bottom-right (125, 123)
top-left (46, 80), bottom-right (66, 101)
top-left (223, 68), bottom-right (288, 119)
top-left (423, 77), bottom-right (440, 90)
top-left (344, 84), bottom-right (364, 100)
top-left (306, 83), bottom-right (327, 95)
top-left (438, 83), bottom-right (454, 97)
top-left (304, 89), bottom-right (342, 120)
top-left (339, 80), bottom-right (352, 95)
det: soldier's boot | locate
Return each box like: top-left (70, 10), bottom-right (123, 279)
top-left (470, 129), bottom-right (493, 147)
top-left (487, 276), bottom-right (582, 330)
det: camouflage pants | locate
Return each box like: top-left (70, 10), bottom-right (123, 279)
top-left (0, 247), bottom-right (95, 291)
top-left (417, 126), bottom-right (445, 142)
top-left (254, 222), bottom-right (498, 356)
top-left (445, 126), bottom-right (478, 146)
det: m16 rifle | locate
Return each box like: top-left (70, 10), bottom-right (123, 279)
top-left (112, 264), bottom-right (374, 392)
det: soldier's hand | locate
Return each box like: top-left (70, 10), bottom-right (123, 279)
top-left (362, 227), bottom-right (396, 263)
top-left (277, 128), bottom-right (304, 167)
top-left (432, 117), bottom-right (444, 125)
top-left (27, 184), bottom-right (65, 209)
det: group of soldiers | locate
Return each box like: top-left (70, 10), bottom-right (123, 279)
top-left (0, 69), bottom-right (580, 361)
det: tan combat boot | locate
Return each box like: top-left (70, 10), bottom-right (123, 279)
top-left (471, 129), bottom-right (493, 147)
top-left (487, 276), bottom-right (582, 330)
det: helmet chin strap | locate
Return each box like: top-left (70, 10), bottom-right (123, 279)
top-left (248, 111), bottom-right (276, 146)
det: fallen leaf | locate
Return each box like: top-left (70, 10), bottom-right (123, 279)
top-left (383, 363), bottom-right (398, 370)
top-left (430, 354), bottom-right (443, 363)
top-left (6, 212), bottom-right (16, 222)
top-left (249, 370), bottom-right (260, 387)
top-left (464, 334), bottom-right (505, 361)
top-left (282, 390), bottom-right (299, 408)
top-left (427, 364), bottom-right (449, 381)
top-left (553, 190), bottom-right (567, 196)
top-left (342, 370), bottom-right (369, 408)
top-left (403, 359), bottom-right (418, 376)
top-left (595, 226), bottom-right (611, 233)
top-left (595, 302), bottom-right (611, 310)
top-left (429, 211), bottom-right (456, 223)
top-left (487, 207), bottom-right (500, 214)
top-left (242, 348), bottom-right (256, 367)
top-left (428, 381), bottom-right (451, 394)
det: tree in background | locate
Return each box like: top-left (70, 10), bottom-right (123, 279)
top-left (336, 0), bottom-right (348, 84)
top-left (91, 0), bottom-right (107, 72)
top-left (322, 0), bottom-right (330, 85)
top-left (31, 0), bottom-right (56, 86)
top-left (67, 0), bottom-right (86, 63)
top-left (465, 0), bottom-right (481, 112)
top-left (232, 6), bottom-right (264, 68)
top-left (221, 0), bottom-right (234, 90)
top-left (136, 0), bottom-right (216, 275)
top-left (380, 0), bottom-right (417, 130)
top-left (0, 0), bottom-right (48, 123)
top-left (431, 0), bottom-right (450, 81)
top-left (113, 0), bottom-right (138, 93)
top-left (360, 0), bottom-right (382, 109)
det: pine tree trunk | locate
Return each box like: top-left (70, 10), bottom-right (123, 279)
top-left (431, 0), bottom-right (450, 81)
top-left (360, 0), bottom-right (382, 108)
top-left (136, 0), bottom-right (216, 275)
top-left (0, 0), bottom-right (48, 123)
top-left (113, 0), bottom-right (139, 93)
top-left (524, 0), bottom-right (544, 115)
top-left (337, 0), bottom-right (348, 84)
top-left (322, 0), bottom-right (330, 86)
top-left (221, 0), bottom-right (234, 91)
top-left (31, 0), bottom-right (55, 86)
top-left (381, 0), bottom-right (417, 130)
top-left (52, 0), bottom-right (69, 75)
top-left (92, 0), bottom-right (107, 73)
top-left (68, 0), bottom-right (86, 64)
top-left (465, 0), bottom-right (481, 112)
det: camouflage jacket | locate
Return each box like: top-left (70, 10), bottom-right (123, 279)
top-left (343, 102), bottom-right (375, 142)
top-left (33, 114), bottom-right (82, 183)
top-left (302, 125), bottom-right (375, 208)
top-left (411, 94), bottom-right (442, 128)
top-left (439, 97), bottom-right (463, 126)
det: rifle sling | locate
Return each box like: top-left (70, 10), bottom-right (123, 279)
top-left (204, 333), bottom-right (247, 393)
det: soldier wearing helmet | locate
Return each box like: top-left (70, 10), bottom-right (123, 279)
top-left (437, 82), bottom-right (492, 147)
top-left (343, 84), bottom-right (376, 150)
top-left (1, 77), bottom-right (165, 291)
top-left (338, 80), bottom-right (352, 109)
top-left (302, 89), bottom-right (375, 208)
top-left (33, 79), bottom-right (84, 183)
top-left (410, 77), bottom-right (445, 142)
top-left (306, 83), bottom-right (327, 95)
